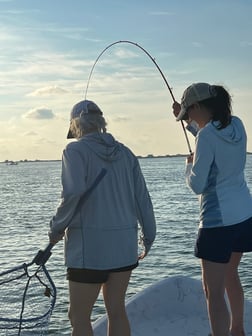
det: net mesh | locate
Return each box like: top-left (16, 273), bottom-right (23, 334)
top-left (0, 262), bottom-right (56, 335)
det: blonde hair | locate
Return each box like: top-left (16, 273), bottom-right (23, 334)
top-left (69, 113), bottom-right (107, 139)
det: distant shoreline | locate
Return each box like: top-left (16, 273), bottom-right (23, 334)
top-left (1, 155), bottom-right (186, 164)
top-left (1, 152), bottom-right (252, 164)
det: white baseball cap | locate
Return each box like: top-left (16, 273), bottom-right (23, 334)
top-left (67, 100), bottom-right (103, 138)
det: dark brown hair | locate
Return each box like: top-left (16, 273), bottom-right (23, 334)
top-left (199, 85), bottom-right (232, 129)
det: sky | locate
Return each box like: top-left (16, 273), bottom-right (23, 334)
top-left (0, 0), bottom-right (252, 161)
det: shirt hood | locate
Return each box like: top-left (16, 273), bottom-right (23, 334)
top-left (79, 132), bottom-right (122, 162)
top-left (208, 116), bottom-right (245, 144)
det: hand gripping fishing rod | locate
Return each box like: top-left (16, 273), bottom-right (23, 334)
top-left (84, 40), bottom-right (192, 155)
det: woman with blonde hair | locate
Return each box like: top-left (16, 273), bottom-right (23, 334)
top-left (49, 99), bottom-right (156, 336)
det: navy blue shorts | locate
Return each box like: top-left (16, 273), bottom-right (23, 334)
top-left (194, 217), bottom-right (252, 263)
top-left (67, 262), bottom-right (139, 284)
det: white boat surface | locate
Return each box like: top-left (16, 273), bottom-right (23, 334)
top-left (93, 275), bottom-right (252, 336)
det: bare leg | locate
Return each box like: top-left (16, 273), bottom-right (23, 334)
top-left (201, 259), bottom-right (230, 336)
top-left (225, 252), bottom-right (246, 336)
top-left (102, 271), bottom-right (132, 336)
top-left (68, 281), bottom-right (102, 336)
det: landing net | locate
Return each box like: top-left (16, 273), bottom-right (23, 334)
top-left (0, 262), bottom-right (56, 335)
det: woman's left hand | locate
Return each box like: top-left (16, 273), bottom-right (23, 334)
top-left (138, 251), bottom-right (146, 260)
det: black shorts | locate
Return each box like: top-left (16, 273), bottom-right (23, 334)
top-left (67, 262), bottom-right (139, 284)
top-left (194, 217), bottom-right (252, 263)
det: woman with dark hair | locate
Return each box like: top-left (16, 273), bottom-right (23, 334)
top-left (173, 83), bottom-right (252, 336)
top-left (49, 99), bottom-right (156, 336)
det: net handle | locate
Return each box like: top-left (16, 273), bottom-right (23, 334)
top-left (33, 168), bottom-right (107, 266)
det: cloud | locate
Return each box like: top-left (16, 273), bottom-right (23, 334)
top-left (114, 48), bottom-right (140, 59)
top-left (112, 116), bottom-right (131, 123)
top-left (27, 85), bottom-right (69, 96)
top-left (23, 107), bottom-right (55, 120)
top-left (23, 131), bottom-right (38, 136)
top-left (149, 11), bottom-right (175, 16)
top-left (192, 42), bottom-right (203, 48)
top-left (240, 41), bottom-right (252, 47)
top-left (0, 28), bottom-right (19, 42)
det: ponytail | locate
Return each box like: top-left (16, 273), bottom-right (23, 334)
top-left (199, 85), bottom-right (232, 129)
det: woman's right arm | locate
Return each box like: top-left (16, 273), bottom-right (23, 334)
top-left (49, 147), bottom-right (86, 244)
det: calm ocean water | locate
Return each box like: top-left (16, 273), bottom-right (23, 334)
top-left (0, 156), bottom-right (252, 335)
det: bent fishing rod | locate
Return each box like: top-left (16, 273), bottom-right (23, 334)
top-left (84, 40), bottom-right (192, 155)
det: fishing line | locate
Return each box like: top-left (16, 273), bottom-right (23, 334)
top-left (84, 40), bottom-right (192, 154)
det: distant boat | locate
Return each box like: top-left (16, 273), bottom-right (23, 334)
top-left (6, 161), bottom-right (18, 165)
top-left (93, 276), bottom-right (252, 336)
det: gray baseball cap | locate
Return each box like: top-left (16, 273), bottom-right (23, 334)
top-left (176, 83), bottom-right (216, 121)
